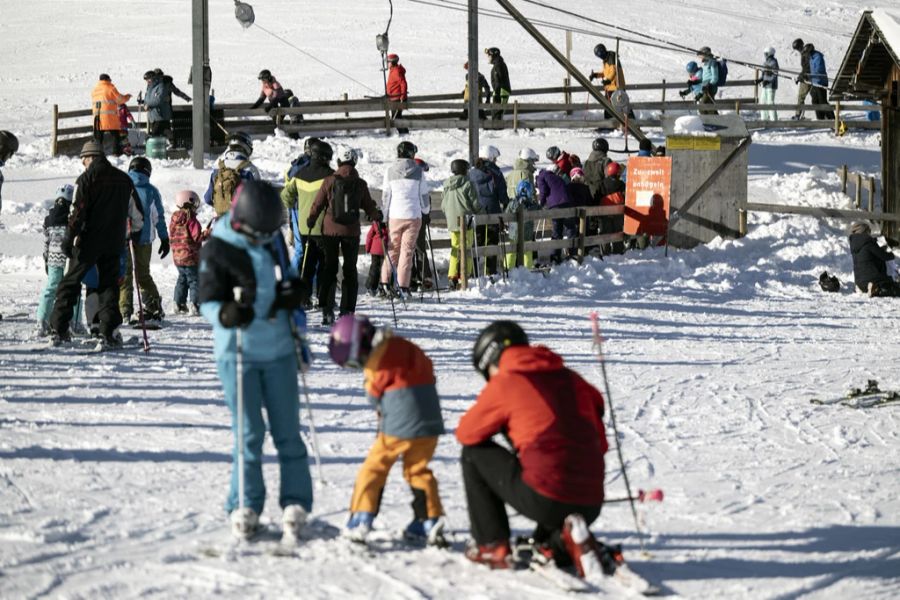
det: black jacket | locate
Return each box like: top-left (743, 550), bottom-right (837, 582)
top-left (69, 156), bottom-right (143, 258)
top-left (198, 236), bottom-right (257, 306)
top-left (491, 58), bottom-right (511, 94)
top-left (850, 233), bottom-right (895, 290)
top-left (583, 150), bottom-right (611, 200)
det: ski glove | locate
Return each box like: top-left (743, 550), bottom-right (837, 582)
top-left (601, 79), bottom-right (612, 86)
top-left (219, 301), bottom-right (255, 328)
top-left (589, 73), bottom-right (597, 81)
top-left (158, 238), bottom-right (170, 259)
top-left (306, 214), bottom-right (318, 229)
top-left (270, 279), bottom-right (310, 314)
top-left (679, 90), bottom-right (690, 99)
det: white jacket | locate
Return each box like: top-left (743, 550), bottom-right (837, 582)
top-left (381, 159), bottom-right (430, 220)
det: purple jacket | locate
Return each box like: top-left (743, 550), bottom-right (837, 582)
top-left (536, 169), bottom-right (572, 209)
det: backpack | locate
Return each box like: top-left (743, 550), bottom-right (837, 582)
top-left (717, 59), bottom-right (728, 87)
top-left (330, 174), bottom-right (365, 226)
top-left (212, 159), bottom-right (249, 217)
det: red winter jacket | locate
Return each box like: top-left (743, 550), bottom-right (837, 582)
top-left (556, 152), bottom-right (575, 177)
top-left (365, 221), bottom-right (385, 255)
top-left (168, 207), bottom-right (203, 266)
top-left (386, 64), bottom-right (408, 101)
top-left (456, 345), bottom-right (608, 505)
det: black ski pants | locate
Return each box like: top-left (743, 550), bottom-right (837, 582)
top-left (810, 86), bottom-right (835, 120)
top-left (299, 234), bottom-right (323, 302)
top-left (317, 235), bottom-right (360, 317)
top-left (411, 223), bottom-right (433, 287)
top-left (50, 248), bottom-right (122, 338)
top-left (475, 224), bottom-right (500, 276)
top-left (366, 255), bottom-right (384, 293)
top-left (461, 441), bottom-right (602, 552)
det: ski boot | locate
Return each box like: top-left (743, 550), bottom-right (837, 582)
top-left (230, 507), bottom-right (260, 540)
top-left (344, 511), bottom-right (374, 543)
top-left (189, 304), bottom-right (200, 317)
top-left (321, 311), bottom-right (335, 327)
top-left (97, 330), bottom-right (124, 351)
top-left (281, 504), bottom-right (307, 544)
top-left (464, 539), bottom-right (514, 569)
top-left (175, 303), bottom-right (189, 315)
top-left (49, 329), bottom-right (72, 347)
top-left (561, 513), bottom-right (605, 583)
top-left (403, 516), bottom-right (448, 548)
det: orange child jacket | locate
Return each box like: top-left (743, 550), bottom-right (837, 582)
top-left (456, 345), bottom-right (608, 506)
top-left (386, 64), bottom-right (408, 102)
top-left (92, 80), bottom-right (132, 131)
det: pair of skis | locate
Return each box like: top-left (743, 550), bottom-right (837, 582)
top-left (810, 380), bottom-right (900, 409)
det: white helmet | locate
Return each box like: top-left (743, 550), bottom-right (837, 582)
top-left (518, 147), bottom-right (539, 161)
top-left (55, 183), bottom-right (75, 203)
top-left (764, 46), bottom-right (776, 57)
top-left (479, 144), bottom-right (501, 161)
top-left (337, 146), bottom-right (358, 166)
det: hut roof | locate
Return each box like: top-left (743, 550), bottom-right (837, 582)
top-left (831, 10), bottom-right (900, 100)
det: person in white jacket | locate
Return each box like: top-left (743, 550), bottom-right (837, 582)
top-left (380, 141), bottom-right (430, 297)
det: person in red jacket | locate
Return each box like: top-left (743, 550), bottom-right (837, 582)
top-left (456, 321), bottom-right (609, 576)
top-left (386, 54), bottom-right (409, 134)
top-left (365, 221), bottom-right (387, 297)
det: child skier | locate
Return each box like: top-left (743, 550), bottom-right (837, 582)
top-left (36, 184), bottom-right (83, 336)
top-left (441, 159), bottom-right (481, 289)
top-left (365, 220), bottom-right (386, 297)
top-left (503, 180), bottom-right (539, 270)
top-left (198, 180), bottom-right (313, 542)
top-left (327, 314), bottom-right (447, 546)
top-left (168, 190), bottom-right (204, 315)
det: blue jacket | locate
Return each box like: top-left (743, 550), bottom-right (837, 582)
top-left (128, 171), bottom-right (168, 245)
top-left (468, 161), bottom-right (509, 214)
top-left (199, 214), bottom-right (298, 364)
top-left (699, 58), bottom-right (719, 94)
top-left (144, 77), bottom-right (171, 122)
top-left (809, 51), bottom-right (828, 87)
top-left (762, 56), bottom-right (779, 90)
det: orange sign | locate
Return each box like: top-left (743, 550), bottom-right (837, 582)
top-left (624, 157), bottom-right (672, 237)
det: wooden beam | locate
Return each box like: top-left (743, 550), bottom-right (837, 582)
top-left (745, 202), bottom-right (900, 223)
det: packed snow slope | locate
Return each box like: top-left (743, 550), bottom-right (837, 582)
top-left (2, 1), bottom-right (900, 599)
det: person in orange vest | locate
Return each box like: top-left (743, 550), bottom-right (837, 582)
top-left (91, 74), bottom-right (132, 156)
top-left (385, 54), bottom-right (409, 134)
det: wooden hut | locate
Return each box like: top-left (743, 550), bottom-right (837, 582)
top-left (831, 9), bottom-right (900, 235)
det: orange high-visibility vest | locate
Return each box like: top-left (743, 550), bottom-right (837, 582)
top-left (91, 81), bottom-right (130, 131)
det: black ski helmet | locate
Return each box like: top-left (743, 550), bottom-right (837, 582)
top-left (639, 138), bottom-right (653, 153)
top-left (545, 145), bottom-right (561, 161)
top-left (397, 141), bottom-right (418, 159)
top-left (472, 320), bottom-right (529, 380)
top-left (593, 44), bottom-right (608, 60)
top-left (230, 180), bottom-right (284, 240)
top-left (143, 70), bottom-right (156, 81)
top-left (258, 69), bottom-right (272, 81)
top-left (791, 38), bottom-right (804, 52)
top-left (450, 158), bottom-right (470, 176)
top-left (303, 136), bottom-right (321, 155)
top-left (227, 131), bottom-right (254, 157)
top-left (128, 156), bottom-right (152, 177)
top-left (309, 139), bottom-right (333, 163)
top-left (592, 137), bottom-right (609, 153)
top-left (0, 130), bottom-right (19, 163)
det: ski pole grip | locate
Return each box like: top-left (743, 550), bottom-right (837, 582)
top-left (638, 489), bottom-right (664, 502)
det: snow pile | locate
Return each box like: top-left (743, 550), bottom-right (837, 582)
top-left (672, 115), bottom-right (712, 136)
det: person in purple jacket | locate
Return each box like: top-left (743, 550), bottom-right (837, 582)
top-left (536, 169), bottom-right (576, 263)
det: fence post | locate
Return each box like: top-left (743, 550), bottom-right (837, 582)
top-left (577, 208), bottom-right (587, 260)
top-left (459, 216), bottom-right (468, 291)
top-left (867, 176), bottom-right (876, 212)
top-left (739, 208), bottom-right (747, 236)
top-left (854, 172), bottom-right (863, 208)
top-left (839, 165), bottom-right (848, 194)
top-left (735, 100), bottom-right (741, 115)
top-left (343, 92), bottom-right (349, 118)
top-left (513, 100), bottom-right (519, 132)
top-left (661, 79), bottom-right (666, 116)
top-left (516, 205), bottom-right (525, 267)
top-left (51, 104), bottom-right (59, 158)
top-left (834, 100), bottom-right (841, 136)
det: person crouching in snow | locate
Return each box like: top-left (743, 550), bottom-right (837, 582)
top-left (457, 321), bottom-right (609, 578)
top-left (198, 181), bottom-right (313, 541)
top-left (327, 314), bottom-right (447, 547)
top-left (169, 190), bottom-right (204, 315)
top-left (849, 222), bottom-right (900, 297)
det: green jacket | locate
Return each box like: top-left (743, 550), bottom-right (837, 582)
top-left (280, 162), bottom-right (333, 236)
top-left (440, 175), bottom-right (481, 232)
top-left (505, 158), bottom-right (535, 198)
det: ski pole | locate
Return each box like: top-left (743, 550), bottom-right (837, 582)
top-left (299, 371), bottom-right (325, 485)
top-left (376, 224), bottom-right (399, 328)
top-left (425, 222), bottom-right (441, 303)
top-left (379, 224), bottom-right (407, 310)
top-left (129, 240), bottom-right (150, 352)
top-left (497, 217), bottom-right (510, 281)
top-left (469, 216), bottom-right (483, 289)
top-left (299, 238), bottom-right (310, 281)
top-left (234, 287), bottom-right (246, 514)
top-left (589, 311), bottom-right (645, 554)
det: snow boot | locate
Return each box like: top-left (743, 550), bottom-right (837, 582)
top-left (175, 303), bottom-right (189, 315)
top-left (561, 513), bottom-right (605, 583)
top-left (189, 303), bottom-right (200, 317)
top-left (404, 516), bottom-right (448, 548)
top-left (464, 539), bottom-right (513, 569)
top-left (321, 311), bottom-right (335, 327)
top-left (344, 511), bottom-right (374, 543)
top-left (98, 330), bottom-right (124, 350)
top-left (281, 504), bottom-right (307, 543)
top-left (49, 330), bottom-right (72, 346)
top-left (230, 507), bottom-right (260, 540)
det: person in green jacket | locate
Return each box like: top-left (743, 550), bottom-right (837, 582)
top-left (441, 159), bottom-right (482, 289)
top-left (505, 147), bottom-right (538, 199)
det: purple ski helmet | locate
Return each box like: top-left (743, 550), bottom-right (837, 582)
top-left (328, 314), bottom-right (377, 368)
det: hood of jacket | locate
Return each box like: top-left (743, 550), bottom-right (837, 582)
top-left (513, 158), bottom-right (535, 172)
top-left (443, 174), bottom-right (469, 191)
top-left (387, 158), bottom-right (422, 181)
top-left (498, 345), bottom-right (565, 375)
top-left (297, 160), bottom-right (334, 183)
top-left (586, 150), bottom-right (608, 163)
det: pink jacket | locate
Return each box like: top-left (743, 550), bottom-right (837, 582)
top-left (260, 78), bottom-right (286, 102)
top-left (168, 208), bottom-right (203, 266)
top-left (365, 221), bottom-right (385, 256)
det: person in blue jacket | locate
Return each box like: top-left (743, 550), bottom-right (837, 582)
top-left (678, 61), bottom-right (703, 100)
top-left (468, 145), bottom-right (509, 277)
top-left (121, 156), bottom-right (168, 323)
top-left (198, 180), bottom-right (313, 542)
top-left (805, 43), bottom-right (833, 121)
top-left (696, 47), bottom-right (719, 115)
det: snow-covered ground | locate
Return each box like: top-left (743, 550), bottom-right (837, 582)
top-left (2, 1), bottom-right (899, 598)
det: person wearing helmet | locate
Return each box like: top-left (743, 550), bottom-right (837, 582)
top-left (90, 74), bottom-right (132, 156)
top-left (461, 61), bottom-right (492, 121)
top-left (36, 184), bottom-right (83, 336)
top-left (695, 47), bottom-right (719, 115)
top-left (119, 157), bottom-right (168, 324)
top-left (380, 141), bottom-right (430, 297)
top-left (759, 47), bottom-right (779, 121)
top-left (0, 130), bottom-right (18, 220)
top-left (597, 161), bottom-right (626, 254)
top-left (385, 54), bottom-right (410, 134)
top-left (250, 69), bottom-right (290, 115)
top-left (306, 147), bottom-right (382, 324)
top-left (408, 158), bottom-right (436, 293)
top-left (441, 158), bottom-right (481, 288)
top-left (281, 139), bottom-right (334, 299)
top-left (485, 47), bottom-right (511, 120)
top-left (282, 137), bottom-right (321, 272)
top-left (168, 190), bottom-right (204, 315)
top-left (456, 321), bottom-right (608, 573)
top-left (582, 137), bottom-right (611, 200)
top-left (589, 50), bottom-right (627, 117)
top-left (327, 314), bottom-right (446, 546)
top-left (545, 145), bottom-right (575, 179)
top-left (505, 147), bottom-right (538, 198)
top-left (678, 61), bottom-right (703, 100)
top-left (468, 145), bottom-right (509, 276)
top-left (536, 167), bottom-right (575, 263)
top-left (503, 179), bottom-right (539, 270)
top-left (204, 132), bottom-right (261, 216)
top-left (198, 180), bottom-right (313, 542)
top-left (48, 140), bottom-right (144, 347)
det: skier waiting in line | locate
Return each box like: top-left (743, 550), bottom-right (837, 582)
top-left (505, 147), bottom-right (538, 199)
top-left (792, 40), bottom-right (833, 121)
top-left (306, 147), bottom-right (382, 325)
top-left (468, 145), bottom-right (508, 277)
top-left (758, 47), bottom-right (779, 121)
top-left (441, 158), bottom-right (481, 289)
top-left (198, 180), bottom-right (313, 542)
top-left (598, 161), bottom-right (627, 255)
top-left (503, 180), bottom-right (539, 270)
top-left (545, 146), bottom-right (575, 180)
top-left (168, 190), bottom-right (204, 316)
top-left (457, 321), bottom-right (609, 579)
top-left (536, 167), bottom-right (575, 264)
top-left (204, 132), bottom-right (261, 218)
top-left (327, 314), bottom-right (447, 547)
top-left (485, 47), bottom-right (511, 120)
top-left (380, 141), bottom-right (430, 299)
top-left (120, 157), bottom-right (169, 325)
top-left (583, 137), bottom-right (612, 201)
top-left (0, 130), bottom-right (17, 322)
top-left (36, 184), bottom-right (84, 336)
top-left (410, 157), bottom-right (435, 293)
top-left (386, 54), bottom-right (410, 134)
top-left (461, 61), bottom-right (491, 121)
top-left (284, 137), bottom-right (320, 273)
top-left (849, 222), bottom-right (900, 297)
top-left (364, 220), bottom-right (387, 297)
